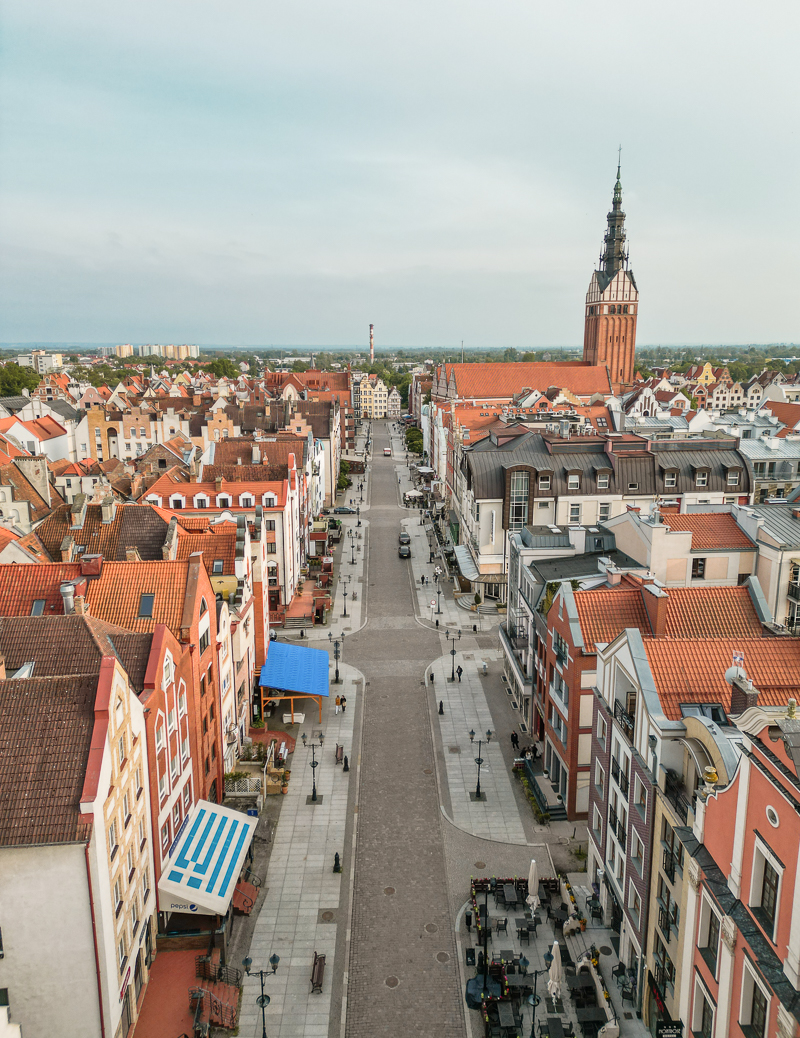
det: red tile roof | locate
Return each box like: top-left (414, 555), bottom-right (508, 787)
top-left (643, 637), bottom-right (800, 719)
top-left (660, 513), bottom-right (756, 551)
top-left (442, 361), bottom-right (613, 399)
top-left (175, 529), bottom-right (237, 575)
top-left (86, 560), bottom-right (195, 633)
top-left (573, 585), bottom-right (764, 652)
top-left (0, 562), bottom-right (84, 615)
top-left (761, 401), bottom-right (800, 435)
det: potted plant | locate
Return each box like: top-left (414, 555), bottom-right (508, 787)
top-left (579, 916), bottom-right (587, 932)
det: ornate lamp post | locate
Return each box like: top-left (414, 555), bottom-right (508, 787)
top-left (357, 504), bottom-right (361, 525)
top-left (242, 954), bottom-right (280, 1038)
top-left (434, 572), bottom-right (442, 615)
top-left (340, 576), bottom-right (350, 618)
top-left (446, 629), bottom-right (462, 681)
top-left (310, 744), bottom-right (319, 802)
top-left (526, 969), bottom-right (550, 1038)
top-left (328, 631), bottom-right (344, 684)
top-left (348, 529), bottom-right (356, 565)
top-left (469, 729), bottom-right (492, 801)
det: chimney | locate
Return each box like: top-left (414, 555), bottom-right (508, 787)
top-left (70, 494), bottom-right (88, 529)
top-left (74, 595), bottom-right (87, 615)
top-left (60, 581), bottom-right (76, 614)
top-left (60, 534), bottom-right (75, 563)
top-left (101, 495), bottom-right (116, 524)
top-left (80, 554), bottom-right (103, 576)
top-left (606, 564), bottom-right (622, 586)
top-left (13, 456), bottom-right (51, 507)
top-left (162, 516), bottom-right (179, 561)
top-left (642, 584), bottom-right (669, 638)
top-left (559, 419), bottom-right (570, 439)
top-left (126, 546), bottom-right (142, 562)
top-left (252, 444), bottom-right (261, 465)
top-left (215, 477), bottom-right (223, 493)
top-left (730, 676), bottom-right (759, 715)
top-left (0, 655), bottom-right (5, 680)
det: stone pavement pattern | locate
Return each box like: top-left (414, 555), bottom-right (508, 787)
top-left (343, 426), bottom-right (467, 1038)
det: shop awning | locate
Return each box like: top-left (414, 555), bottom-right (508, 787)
top-left (454, 545), bottom-right (480, 581)
top-left (158, 801), bottom-right (258, 916)
top-left (259, 640), bottom-right (330, 722)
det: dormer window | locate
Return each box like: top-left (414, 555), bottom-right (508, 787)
top-left (538, 475), bottom-right (551, 491)
top-left (664, 470), bottom-right (677, 489)
top-left (727, 470), bottom-right (740, 486)
top-left (567, 474), bottom-right (580, 491)
top-left (194, 495), bottom-right (209, 508)
top-left (217, 495), bottom-right (231, 508)
top-left (696, 471), bottom-right (709, 488)
top-left (240, 494), bottom-right (255, 507)
top-left (597, 472), bottom-right (610, 490)
top-left (169, 495), bottom-right (185, 510)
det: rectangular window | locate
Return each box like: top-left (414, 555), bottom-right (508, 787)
top-left (158, 774), bottom-right (166, 800)
top-left (161, 821), bottom-right (170, 850)
top-left (595, 761), bottom-right (605, 799)
top-left (109, 820), bottom-right (118, 858)
top-left (138, 818), bottom-right (146, 850)
top-left (567, 474), bottom-right (580, 491)
top-left (702, 909), bottom-right (720, 976)
top-left (122, 792), bottom-right (131, 826)
top-left (170, 755), bottom-right (178, 781)
top-left (135, 767), bottom-right (143, 798)
top-left (692, 558), bottom-right (706, 579)
top-left (597, 714), bottom-right (607, 746)
top-left (30, 599), bottom-right (45, 616)
top-left (114, 879), bottom-right (123, 914)
top-left (127, 847), bottom-right (134, 881)
top-left (760, 858), bottom-right (779, 931)
top-left (569, 503), bottom-right (581, 524)
top-left (696, 471), bottom-right (709, 487)
top-left (178, 691), bottom-right (186, 716)
top-left (266, 542), bottom-right (277, 554)
top-left (597, 473), bottom-right (610, 490)
top-left (173, 803), bottom-right (181, 831)
top-left (509, 471), bottom-right (530, 530)
top-left (138, 593), bottom-right (154, 618)
top-left (199, 630), bottom-right (209, 655)
top-left (627, 483), bottom-right (639, 492)
top-left (155, 725), bottom-right (164, 751)
top-left (117, 735), bottom-right (126, 767)
top-left (727, 470), bottom-right (740, 486)
top-left (183, 783), bottom-right (192, 810)
top-left (538, 476), bottom-right (551, 492)
top-left (167, 708), bottom-right (175, 733)
top-left (118, 937), bottom-right (127, 971)
top-left (181, 737), bottom-right (190, 762)
top-left (599, 502), bottom-right (610, 521)
top-left (212, 559), bottom-right (223, 574)
top-left (664, 472), bottom-right (677, 488)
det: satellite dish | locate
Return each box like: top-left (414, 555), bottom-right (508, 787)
top-left (724, 666), bottom-right (747, 685)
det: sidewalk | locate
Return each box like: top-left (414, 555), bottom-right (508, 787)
top-left (239, 663), bottom-right (359, 1038)
top-left (429, 649), bottom-right (528, 844)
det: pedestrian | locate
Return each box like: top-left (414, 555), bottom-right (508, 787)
top-left (456, 665), bottom-right (463, 682)
top-left (340, 695), bottom-right (347, 714)
top-left (511, 731), bottom-right (519, 751)
top-left (335, 694), bottom-right (341, 715)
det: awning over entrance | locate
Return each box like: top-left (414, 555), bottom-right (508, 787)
top-left (158, 800), bottom-right (257, 916)
top-left (454, 545), bottom-right (479, 581)
top-left (259, 640), bottom-right (330, 722)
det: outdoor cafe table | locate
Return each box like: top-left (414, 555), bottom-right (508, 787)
top-left (497, 1001), bottom-right (516, 1028)
top-left (515, 916), bottom-right (539, 937)
top-left (546, 1017), bottom-right (565, 1038)
top-left (505, 974), bottom-right (532, 993)
top-left (568, 974), bottom-right (595, 992)
top-left (503, 883), bottom-right (518, 908)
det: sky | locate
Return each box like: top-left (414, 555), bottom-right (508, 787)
top-left (1, 1), bottom-right (798, 349)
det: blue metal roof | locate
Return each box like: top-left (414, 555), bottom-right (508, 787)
top-left (259, 641), bottom-right (330, 698)
top-left (157, 801), bottom-right (258, 915)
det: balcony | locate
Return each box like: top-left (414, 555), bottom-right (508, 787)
top-left (614, 699), bottom-right (635, 742)
top-left (788, 582), bottom-right (800, 604)
top-left (616, 822), bottom-right (627, 851)
top-left (610, 758), bottom-right (630, 796)
top-left (664, 770), bottom-right (693, 825)
top-left (499, 625), bottom-right (533, 696)
top-left (662, 848), bottom-right (676, 883)
top-left (609, 805), bottom-right (618, 833)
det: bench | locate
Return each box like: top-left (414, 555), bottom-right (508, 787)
top-left (310, 951), bottom-right (326, 993)
top-left (334, 744), bottom-right (344, 765)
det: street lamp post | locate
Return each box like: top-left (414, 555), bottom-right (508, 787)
top-left (525, 968), bottom-right (550, 1038)
top-left (356, 505), bottom-right (361, 525)
top-left (243, 954), bottom-right (280, 1038)
top-left (434, 573), bottom-right (442, 614)
top-left (310, 744), bottom-right (319, 801)
top-left (328, 631), bottom-right (344, 684)
top-left (348, 529), bottom-right (356, 565)
top-left (359, 483), bottom-right (363, 503)
top-left (446, 629), bottom-right (462, 681)
top-left (340, 576), bottom-right (350, 618)
top-left (469, 728), bottom-right (492, 800)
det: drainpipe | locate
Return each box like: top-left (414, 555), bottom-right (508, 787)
top-left (85, 841), bottom-right (107, 1038)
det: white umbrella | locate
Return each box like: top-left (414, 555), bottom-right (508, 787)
top-left (547, 941), bottom-right (563, 1001)
top-left (526, 859), bottom-right (540, 911)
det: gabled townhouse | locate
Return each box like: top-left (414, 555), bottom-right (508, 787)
top-left (587, 628), bottom-right (800, 1025)
top-left (0, 455), bottom-right (62, 533)
top-left (0, 616), bottom-right (156, 1038)
top-left (733, 500), bottom-right (800, 634)
top-left (536, 577), bottom-right (772, 821)
top-left (679, 699), bottom-right (800, 1038)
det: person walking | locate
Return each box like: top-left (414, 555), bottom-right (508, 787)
top-left (511, 731), bottom-right (519, 752)
top-left (340, 695), bottom-right (347, 714)
top-left (335, 695), bottom-right (341, 715)
top-left (456, 665), bottom-right (463, 682)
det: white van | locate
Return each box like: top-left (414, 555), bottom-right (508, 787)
top-left (383, 448), bottom-right (392, 456)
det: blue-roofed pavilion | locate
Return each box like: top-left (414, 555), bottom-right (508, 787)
top-left (258, 640), bottom-right (330, 722)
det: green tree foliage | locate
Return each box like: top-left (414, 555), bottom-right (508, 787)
top-left (292, 360), bottom-right (310, 372)
top-left (0, 363), bottom-right (41, 396)
top-left (405, 427), bottom-right (424, 455)
top-left (205, 357), bottom-right (239, 379)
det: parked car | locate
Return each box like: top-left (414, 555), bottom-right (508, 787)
top-left (333, 506), bottom-right (357, 514)
top-left (398, 532), bottom-right (411, 545)
top-left (398, 544), bottom-right (411, 558)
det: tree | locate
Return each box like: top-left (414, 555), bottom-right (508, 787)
top-left (0, 362), bottom-right (40, 396)
top-left (206, 358), bottom-right (239, 379)
top-left (292, 360), bottom-right (310, 373)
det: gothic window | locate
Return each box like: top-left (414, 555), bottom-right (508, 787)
top-left (623, 305), bottom-right (629, 314)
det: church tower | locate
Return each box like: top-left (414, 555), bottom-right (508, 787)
top-left (583, 161), bottom-right (638, 389)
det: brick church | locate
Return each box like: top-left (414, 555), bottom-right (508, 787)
top-left (582, 161), bottom-right (638, 389)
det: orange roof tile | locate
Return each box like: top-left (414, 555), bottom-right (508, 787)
top-left (643, 637), bottom-right (800, 718)
top-left (574, 585), bottom-right (764, 652)
top-left (441, 361), bottom-right (613, 399)
top-left (660, 513), bottom-right (755, 551)
top-left (0, 562), bottom-right (84, 615)
top-left (86, 560), bottom-right (193, 633)
top-left (175, 530), bottom-right (236, 575)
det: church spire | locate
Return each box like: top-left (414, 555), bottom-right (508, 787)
top-left (601, 151), bottom-right (627, 279)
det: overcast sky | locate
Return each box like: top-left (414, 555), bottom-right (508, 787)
top-left (1, 1), bottom-right (797, 348)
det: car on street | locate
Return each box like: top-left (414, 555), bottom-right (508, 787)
top-left (398, 544), bottom-right (411, 558)
top-left (333, 506), bottom-right (357, 514)
top-left (383, 447), bottom-right (392, 456)
top-left (398, 532), bottom-right (411, 545)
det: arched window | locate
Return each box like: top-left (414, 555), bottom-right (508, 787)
top-left (200, 598), bottom-right (208, 616)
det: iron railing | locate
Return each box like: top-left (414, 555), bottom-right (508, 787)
top-left (662, 848), bottom-right (676, 882)
top-left (614, 699), bottom-right (635, 741)
top-left (195, 956), bottom-right (243, 988)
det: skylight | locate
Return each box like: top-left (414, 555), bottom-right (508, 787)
top-left (138, 594), bottom-right (155, 618)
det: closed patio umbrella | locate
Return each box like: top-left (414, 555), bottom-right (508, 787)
top-left (547, 941), bottom-right (563, 1001)
top-left (526, 859), bottom-right (540, 911)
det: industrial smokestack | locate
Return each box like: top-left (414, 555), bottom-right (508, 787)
top-left (369, 324), bottom-right (374, 365)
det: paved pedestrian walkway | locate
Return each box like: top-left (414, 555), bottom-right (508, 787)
top-left (239, 665), bottom-right (359, 1038)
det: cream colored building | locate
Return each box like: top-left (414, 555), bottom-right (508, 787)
top-left (358, 375), bottom-right (389, 418)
